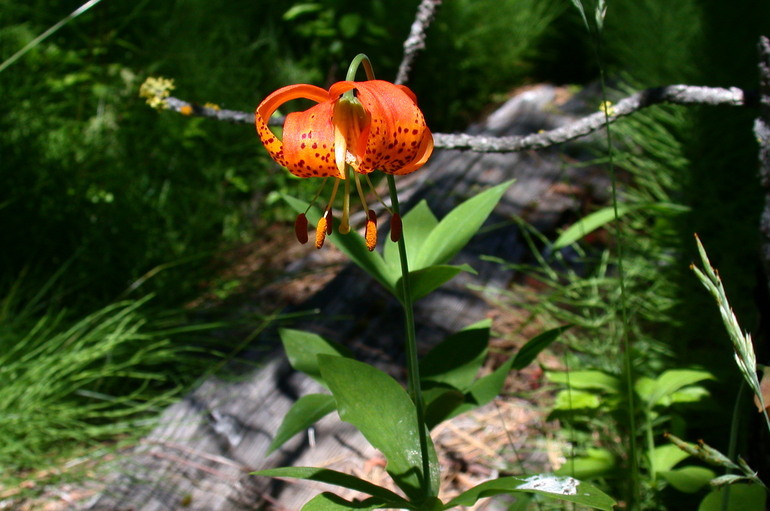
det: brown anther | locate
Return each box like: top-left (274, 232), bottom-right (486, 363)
top-left (326, 209), bottom-right (333, 235)
top-left (364, 210), bottom-right (377, 251)
top-left (390, 213), bottom-right (402, 242)
top-left (316, 215), bottom-right (328, 249)
top-left (294, 213), bottom-right (309, 244)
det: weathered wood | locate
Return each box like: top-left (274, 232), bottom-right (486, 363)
top-left (86, 84), bottom-right (606, 511)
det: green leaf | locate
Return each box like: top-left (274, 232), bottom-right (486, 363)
top-left (423, 388), bottom-right (466, 430)
top-left (658, 465), bottom-right (715, 493)
top-left (553, 204), bottom-right (633, 249)
top-left (552, 389), bottom-right (602, 410)
top-left (637, 369), bottom-right (715, 408)
top-left (420, 319), bottom-right (491, 391)
top-left (444, 475), bottom-right (616, 510)
top-left (395, 264), bottom-right (476, 302)
top-left (384, 200), bottom-right (439, 272)
top-left (413, 180), bottom-right (515, 270)
top-left (698, 484), bottom-right (766, 511)
top-left (546, 370), bottom-right (621, 394)
top-left (280, 328), bottom-right (352, 384)
top-left (338, 14), bottom-right (362, 38)
top-left (555, 448), bottom-right (615, 479)
top-left (651, 444), bottom-right (690, 473)
top-left (301, 492), bottom-right (386, 511)
top-left (282, 195), bottom-right (396, 292)
top-left (464, 355), bottom-right (516, 407)
top-left (283, 3), bottom-right (323, 21)
top-left (267, 394), bottom-right (336, 454)
top-left (553, 202), bottom-right (689, 249)
top-left (254, 467), bottom-right (409, 507)
top-left (512, 325), bottom-right (570, 370)
top-left (318, 356), bottom-right (440, 502)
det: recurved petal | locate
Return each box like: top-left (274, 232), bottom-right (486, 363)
top-left (351, 81), bottom-right (433, 175)
top-left (283, 101), bottom-right (342, 178)
top-left (255, 84), bottom-right (330, 172)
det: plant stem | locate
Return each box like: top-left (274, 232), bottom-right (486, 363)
top-left (345, 53), bottom-right (375, 81)
top-left (386, 173), bottom-right (431, 496)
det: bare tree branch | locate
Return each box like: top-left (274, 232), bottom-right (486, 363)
top-left (395, 0), bottom-right (443, 86)
top-left (434, 85), bottom-right (754, 152)
top-left (755, 36), bottom-right (770, 290)
top-left (158, 83), bottom-right (755, 152)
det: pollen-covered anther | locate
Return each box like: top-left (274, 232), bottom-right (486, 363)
top-left (316, 210), bottom-right (331, 249)
top-left (364, 210), bottom-right (378, 251)
top-left (390, 213), bottom-right (402, 243)
top-left (295, 213), bottom-right (309, 244)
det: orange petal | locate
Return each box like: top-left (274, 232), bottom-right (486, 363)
top-left (351, 81), bottom-right (433, 175)
top-left (255, 84), bottom-right (330, 174)
top-left (283, 101), bottom-right (343, 179)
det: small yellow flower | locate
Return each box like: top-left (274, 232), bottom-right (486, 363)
top-left (599, 100), bottom-right (615, 116)
top-left (139, 77), bottom-right (175, 110)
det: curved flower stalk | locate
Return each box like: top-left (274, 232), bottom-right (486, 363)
top-left (255, 66), bottom-right (433, 250)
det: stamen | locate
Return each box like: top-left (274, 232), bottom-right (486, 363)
top-left (365, 210), bottom-right (377, 251)
top-left (294, 213), bottom-right (309, 244)
top-left (340, 170), bottom-right (351, 234)
top-left (353, 172), bottom-right (369, 212)
top-left (390, 213), bottom-right (402, 242)
top-left (326, 208), bottom-right (333, 235)
top-left (315, 209), bottom-right (330, 249)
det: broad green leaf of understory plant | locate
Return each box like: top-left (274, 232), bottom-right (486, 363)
top-left (698, 484), bottom-right (766, 511)
top-left (658, 466), bottom-right (715, 493)
top-left (555, 448), bottom-right (616, 479)
top-left (253, 467), bottom-right (411, 509)
top-left (546, 370), bottom-right (621, 394)
top-left (318, 355), bottom-right (440, 504)
top-left (413, 180), bottom-right (514, 270)
top-left (279, 328), bottom-right (353, 385)
top-left (443, 474), bottom-right (616, 510)
top-left (266, 393), bottom-right (336, 454)
top-left (635, 369), bottom-right (714, 408)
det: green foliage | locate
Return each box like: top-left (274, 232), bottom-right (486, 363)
top-left (0, 293), bottom-right (207, 471)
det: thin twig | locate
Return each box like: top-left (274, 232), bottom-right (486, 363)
top-left (159, 83), bottom-right (754, 153)
top-left (433, 84), bottom-right (753, 152)
top-left (395, 0), bottom-right (443, 86)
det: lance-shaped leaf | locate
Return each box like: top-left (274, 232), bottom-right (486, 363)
top-left (420, 319), bottom-right (491, 391)
top-left (267, 393), bottom-right (336, 454)
top-left (319, 355), bottom-right (440, 503)
top-left (280, 328), bottom-right (353, 385)
top-left (444, 474), bottom-right (616, 510)
top-left (512, 325), bottom-right (570, 370)
top-left (394, 264), bottom-right (477, 303)
top-left (254, 467), bottom-right (410, 508)
top-left (300, 492), bottom-right (388, 511)
top-left (413, 180), bottom-right (514, 270)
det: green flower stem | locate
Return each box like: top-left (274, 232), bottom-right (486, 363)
top-left (345, 53), bottom-right (376, 81)
top-left (387, 173), bottom-right (431, 496)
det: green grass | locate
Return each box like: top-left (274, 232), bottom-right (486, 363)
top-left (0, 280), bottom-right (212, 474)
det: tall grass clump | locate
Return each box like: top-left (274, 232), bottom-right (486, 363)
top-left (0, 281), bottom-right (209, 474)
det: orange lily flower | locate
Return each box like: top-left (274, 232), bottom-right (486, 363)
top-left (255, 80), bottom-right (433, 250)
